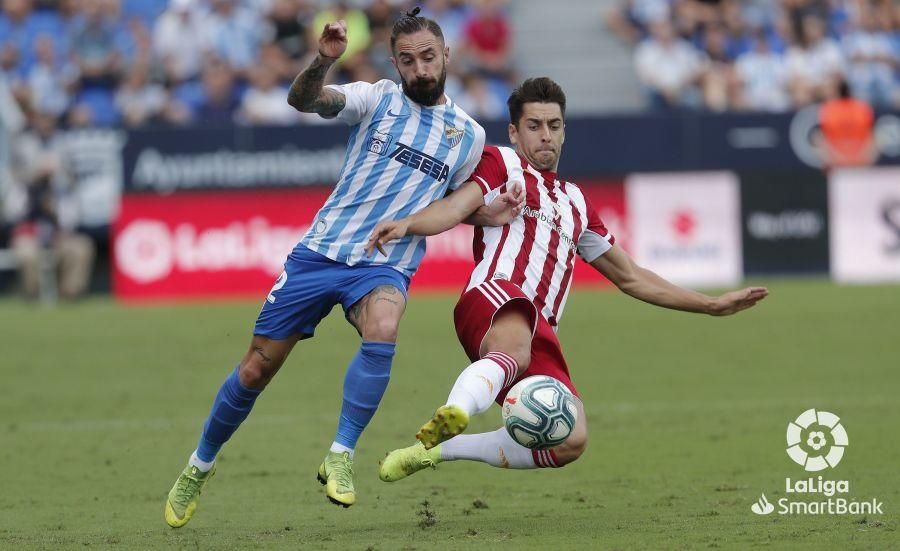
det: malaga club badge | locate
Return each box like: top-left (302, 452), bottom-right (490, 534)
top-left (444, 125), bottom-right (464, 149)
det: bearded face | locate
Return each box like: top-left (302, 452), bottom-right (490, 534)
top-left (400, 63), bottom-right (447, 106)
top-left (391, 29), bottom-right (449, 107)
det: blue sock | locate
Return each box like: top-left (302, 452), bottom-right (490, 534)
top-left (333, 341), bottom-right (396, 450)
top-left (196, 365), bottom-right (262, 462)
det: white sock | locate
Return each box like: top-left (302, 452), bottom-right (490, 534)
top-left (445, 352), bottom-right (519, 416)
top-left (189, 450), bottom-right (215, 472)
top-left (440, 428), bottom-right (537, 469)
top-left (329, 442), bottom-right (355, 458)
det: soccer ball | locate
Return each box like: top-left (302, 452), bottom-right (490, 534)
top-left (502, 375), bottom-right (578, 450)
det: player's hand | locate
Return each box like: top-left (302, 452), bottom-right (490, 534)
top-left (366, 219), bottom-right (410, 257)
top-left (318, 20), bottom-right (347, 60)
top-left (481, 182), bottom-right (525, 226)
top-left (708, 287), bottom-right (769, 316)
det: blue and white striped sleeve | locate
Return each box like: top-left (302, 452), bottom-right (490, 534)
top-left (324, 80), bottom-right (383, 125)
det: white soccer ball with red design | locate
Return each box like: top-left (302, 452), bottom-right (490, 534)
top-left (501, 375), bottom-right (577, 449)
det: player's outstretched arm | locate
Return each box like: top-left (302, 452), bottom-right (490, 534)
top-left (366, 181), bottom-right (522, 256)
top-left (463, 182), bottom-right (526, 226)
top-left (590, 245), bottom-right (769, 316)
top-left (287, 20), bottom-right (347, 117)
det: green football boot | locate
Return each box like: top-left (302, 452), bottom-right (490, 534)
top-left (165, 463), bottom-right (216, 528)
top-left (317, 451), bottom-right (356, 507)
top-left (416, 405), bottom-right (469, 449)
top-left (379, 442), bottom-right (443, 482)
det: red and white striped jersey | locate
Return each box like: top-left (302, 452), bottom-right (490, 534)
top-left (467, 145), bottom-right (616, 329)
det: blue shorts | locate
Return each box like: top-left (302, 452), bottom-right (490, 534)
top-left (254, 245), bottom-right (410, 340)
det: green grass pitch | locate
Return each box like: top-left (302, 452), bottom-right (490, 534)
top-left (1, 279), bottom-right (898, 549)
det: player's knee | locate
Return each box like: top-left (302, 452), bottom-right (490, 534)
top-left (363, 316), bottom-right (400, 343)
top-left (239, 357), bottom-right (275, 389)
top-left (555, 431), bottom-right (588, 467)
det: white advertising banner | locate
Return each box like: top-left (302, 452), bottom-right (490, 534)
top-left (829, 167), bottom-right (900, 283)
top-left (626, 172), bottom-right (742, 288)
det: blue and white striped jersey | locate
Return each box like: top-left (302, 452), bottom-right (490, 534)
top-left (299, 79), bottom-right (485, 277)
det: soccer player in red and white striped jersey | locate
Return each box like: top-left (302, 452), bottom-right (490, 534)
top-left (369, 78), bottom-right (768, 478)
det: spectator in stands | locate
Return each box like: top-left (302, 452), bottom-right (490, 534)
top-left (720, 0), bottom-right (754, 60)
top-left (670, 0), bottom-right (716, 44)
top-left (365, 0), bottom-right (395, 39)
top-left (25, 34), bottom-right (79, 117)
top-left (635, 20), bottom-right (705, 110)
top-left (818, 79), bottom-right (876, 167)
top-left (309, 2), bottom-right (371, 83)
top-left (0, 69), bottom-right (25, 221)
top-left (264, 0), bottom-right (313, 70)
top-left (734, 31), bottom-right (790, 112)
top-left (122, 16), bottom-right (154, 69)
top-left (0, 0), bottom-right (41, 76)
top-left (456, 72), bottom-right (505, 119)
top-left (460, 0), bottom-right (512, 81)
top-left (423, 0), bottom-right (470, 48)
top-left (201, 0), bottom-right (266, 79)
top-left (237, 62), bottom-right (298, 125)
top-left (193, 58), bottom-right (240, 126)
top-left (842, 7), bottom-right (897, 109)
top-left (153, 0), bottom-right (205, 83)
top-left (700, 24), bottom-right (736, 111)
top-left (256, 40), bottom-right (298, 85)
top-left (6, 111), bottom-right (95, 300)
top-left (785, 15), bottom-right (844, 105)
top-left (310, 2), bottom-right (370, 65)
top-left (605, 0), bottom-right (672, 44)
top-left (115, 64), bottom-right (167, 127)
top-left (70, 0), bottom-right (125, 89)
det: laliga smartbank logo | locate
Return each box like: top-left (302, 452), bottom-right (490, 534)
top-left (750, 409), bottom-right (884, 516)
top-left (786, 408), bottom-right (847, 471)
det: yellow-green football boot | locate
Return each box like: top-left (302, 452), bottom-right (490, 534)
top-left (415, 405), bottom-right (469, 449)
top-left (379, 442), bottom-right (443, 482)
top-left (164, 463), bottom-right (216, 528)
top-left (317, 451), bottom-right (356, 507)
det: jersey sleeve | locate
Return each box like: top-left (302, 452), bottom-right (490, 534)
top-left (447, 124), bottom-right (487, 192)
top-left (577, 195), bottom-right (616, 263)
top-left (468, 145), bottom-right (509, 204)
top-left (323, 80), bottom-right (382, 125)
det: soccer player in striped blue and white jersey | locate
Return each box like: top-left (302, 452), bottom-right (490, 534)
top-left (164, 9), bottom-right (525, 526)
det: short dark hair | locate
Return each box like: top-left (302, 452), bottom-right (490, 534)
top-left (390, 6), bottom-right (444, 52)
top-left (507, 77), bottom-right (567, 126)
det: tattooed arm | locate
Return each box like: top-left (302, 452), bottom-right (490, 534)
top-left (287, 20), bottom-right (348, 118)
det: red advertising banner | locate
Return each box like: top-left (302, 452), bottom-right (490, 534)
top-left (573, 181), bottom-right (628, 287)
top-left (113, 183), bottom-right (626, 301)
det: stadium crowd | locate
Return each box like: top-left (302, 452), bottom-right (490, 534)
top-left (608, 0), bottom-right (900, 111)
top-left (0, 0), bottom-right (515, 299)
top-left (0, 0), bottom-right (515, 129)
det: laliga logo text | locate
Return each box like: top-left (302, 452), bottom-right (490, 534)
top-left (751, 409), bottom-right (883, 516)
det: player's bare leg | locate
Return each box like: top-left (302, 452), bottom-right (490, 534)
top-left (548, 398), bottom-right (587, 466)
top-left (166, 334), bottom-right (301, 527)
top-left (381, 399), bottom-right (587, 481)
top-left (239, 334), bottom-right (304, 388)
top-left (416, 303), bottom-right (533, 449)
top-left (318, 285), bottom-right (406, 507)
